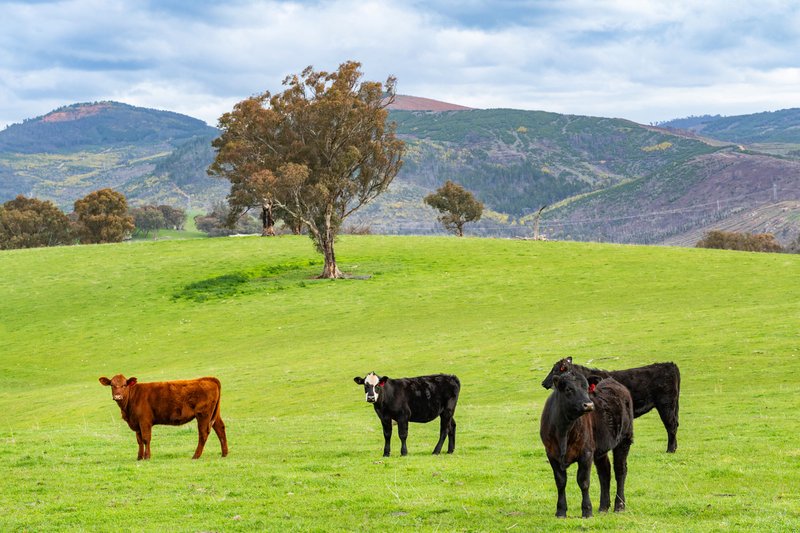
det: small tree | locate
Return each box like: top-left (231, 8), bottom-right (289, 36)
top-left (131, 206), bottom-right (166, 238)
top-left (194, 201), bottom-right (261, 237)
top-left (157, 205), bottom-right (186, 230)
top-left (424, 180), bottom-right (484, 237)
top-left (73, 188), bottom-right (135, 244)
top-left (209, 60), bottom-right (404, 278)
top-left (0, 195), bottom-right (73, 249)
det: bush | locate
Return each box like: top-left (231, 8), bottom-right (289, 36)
top-left (0, 195), bottom-right (74, 249)
top-left (696, 230), bottom-right (783, 253)
top-left (73, 189), bottom-right (135, 244)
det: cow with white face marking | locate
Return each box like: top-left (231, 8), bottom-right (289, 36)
top-left (353, 372), bottom-right (460, 457)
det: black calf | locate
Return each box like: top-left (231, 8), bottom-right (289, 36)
top-left (540, 372), bottom-right (634, 518)
top-left (542, 357), bottom-right (680, 452)
top-left (354, 372), bottom-right (460, 457)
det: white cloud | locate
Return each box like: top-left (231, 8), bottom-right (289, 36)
top-left (1, 0), bottom-right (799, 128)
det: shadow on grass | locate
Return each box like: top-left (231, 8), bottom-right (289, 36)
top-left (173, 260), bottom-right (324, 302)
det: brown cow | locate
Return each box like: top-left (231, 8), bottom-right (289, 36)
top-left (99, 374), bottom-right (228, 460)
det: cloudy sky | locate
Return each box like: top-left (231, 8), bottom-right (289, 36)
top-left (1, 0), bottom-right (799, 128)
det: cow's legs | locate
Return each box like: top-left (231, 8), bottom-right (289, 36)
top-left (577, 455), bottom-right (593, 518)
top-left (447, 418), bottom-right (456, 454)
top-left (432, 413), bottom-right (451, 455)
top-left (656, 400), bottom-right (679, 453)
top-left (193, 415), bottom-right (211, 459)
top-left (613, 439), bottom-right (631, 512)
top-left (135, 430), bottom-right (145, 461)
top-left (140, 424), bottom-right (153, 460)
top-left (212, 416), bottom-right (228, 457)
top-left (381, 417), bottom-right (392, 457)
top-left (548, 456), bottom-right (568, 518)
top-left (397, 417), bottom-right (410, 456)
top-left (594, 453), bottom-right (612, 512)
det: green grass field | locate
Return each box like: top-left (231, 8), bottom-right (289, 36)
top-left (1, 235), bottom-right (798, 531)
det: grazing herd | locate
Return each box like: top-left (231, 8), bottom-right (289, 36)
top-left (99, 357), bottom-right (680, 519)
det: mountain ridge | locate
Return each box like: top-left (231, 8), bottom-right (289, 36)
top-left (2, 99), bottom-right (799, 245)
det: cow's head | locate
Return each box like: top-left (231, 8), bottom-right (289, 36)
top-left (353, 372), bottom-right (388, 403)
top-left (541, 356), bottom-right (573, 389)
top-left (99, 374), bottom-right (137, 402)
top-left (550, 371), bottom-right (594, 419)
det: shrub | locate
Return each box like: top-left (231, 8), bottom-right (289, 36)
top-left (0, 195), bottom-right (74, 249)
top-left (696, 230), bottom-right (783, 253)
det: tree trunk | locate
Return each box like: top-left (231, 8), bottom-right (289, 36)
top-left (319, 239), bottom-right (343, 278)
top-left (261, 203), bottom-right (275, 236)
top-left (318, 207), bottom-right (343, 279)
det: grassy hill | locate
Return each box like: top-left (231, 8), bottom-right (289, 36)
top-left (1, 236), bottom-right (798, 530)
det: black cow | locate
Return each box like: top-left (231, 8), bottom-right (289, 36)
top-left (353, 372), bottom-right (460, 457)
top-left (540, 372), bottom-right (634, 518)
top-left (542, 357), bottom-right (680, 452)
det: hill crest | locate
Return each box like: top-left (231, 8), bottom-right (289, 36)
top-left (388, 95), bottom-right (474, 112)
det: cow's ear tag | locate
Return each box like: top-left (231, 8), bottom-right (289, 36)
top-left (378, 382), bottom-right (385, 387)
top-left (588, 383), bottom-right (596, 393)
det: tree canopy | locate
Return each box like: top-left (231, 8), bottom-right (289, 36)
top-left (0, 195), bottom-right (73, 249)
top-left (73, 188), bottom-right (135, 244)
top-left (209, 60), bottom-right (404, 278)
top-left (424, 180), bottom-right (484, 237)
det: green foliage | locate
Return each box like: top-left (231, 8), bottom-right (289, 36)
top-left (424, 180), bottom-right (484, 236)
top-left (0, 236), bottom-right (799, 530)
top-left (696, 230), bottom-right (784, 253)
top-left (210, 61), bottom-right (404, 277)
top-left (73, 188), bottom-right (135, 244)
top-left (0, 195), bottom-right (74, 249)
top-left (661, 108), bottom-right (800, 144)
top-left (194, 201), bottom-right (260, 237)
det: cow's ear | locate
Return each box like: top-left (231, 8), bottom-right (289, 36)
top-left (354, 377), bottom-right (365, 385)
top-left (565, 356), bottom-right (573, 364)
top-left (99, 377), bottom-right (111, 386)
top-left (126, 377), bottom-right (138, 387)
top-left (587, 375), bottom-right (602, 387)
top-left (378, 376), bottom-right (389, 385)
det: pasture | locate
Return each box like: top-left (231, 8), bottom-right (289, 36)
top-left (1, 235), bottom-right (798, 531)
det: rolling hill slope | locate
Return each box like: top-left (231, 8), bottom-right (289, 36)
top-left (0, 236), bottom-right (798, 530)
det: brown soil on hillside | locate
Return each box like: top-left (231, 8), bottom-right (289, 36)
top-left (388, 95), bottom-right (474, 111)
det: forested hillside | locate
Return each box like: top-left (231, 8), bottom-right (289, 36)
top-left (660, 108), bottom-right (800, 146)
top-left (0, 102), bottom-right (225, 210)
top-left (2, 100), bottom-right (799, 244)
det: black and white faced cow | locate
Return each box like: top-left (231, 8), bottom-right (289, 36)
top-left (353, 372), bottom-right (460, 457)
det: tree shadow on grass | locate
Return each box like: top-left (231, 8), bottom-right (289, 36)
top-left (173, 260), bottom-right (325, 302)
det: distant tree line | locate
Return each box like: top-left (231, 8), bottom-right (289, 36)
top-left (1, 189), bottom-right (189, 250)
top-left (696, 230), bottom-right (786, 253)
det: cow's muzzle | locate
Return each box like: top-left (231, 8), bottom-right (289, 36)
top-left (582, 402), bottom-right (594, 413)
top-left (366, 396), bottom-right (377, 403)
top-left (113, 394), bottom-right (123, 401)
